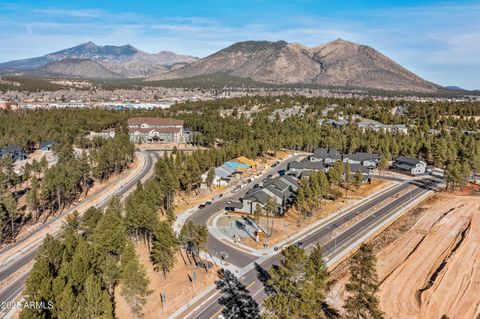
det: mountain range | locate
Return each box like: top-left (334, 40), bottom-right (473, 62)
top-left (0, 39), bottom-right (442, 92)
top-left (0, 42), bottom-right (198, 79)
top-left (148, 39), bottom-right (438, 93)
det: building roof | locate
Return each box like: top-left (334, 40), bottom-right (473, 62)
top-left (395, 163), bottom-right (415, 171)
top-left (228, 201), bottom-right (244, 209)
top-left (220, 164), bottom-right (238, 174)
top-left (395, 156), bottom-right (425, 166)
top-left (343, 152), bottom-right (380, 162)
top-left (129, 127), bottom-right (181, 134)
top-left (235, 156), bottom-right (257, 167)
top-left (40, 140), bottom-right (58, 148)
top-left (349, 164), bottom-right (370, 174)
top-left (0, 145), bottom-right (23, 153)
top-left (312, 147), bottom-right (341, 159)
top-left (100, 128), bottom-right (116, 133)
top-left (244, 189), bottom-right (272, 205)
top-left (215, 167), bottom-right (232, 179)
top-left (296, 160), bottom-right (327, 171)
top-left (280, 175), bottom-right (299, 189)
top-left (224, 161), bottom-right (250, 169)
top-left (127, 117), bottom-right (184, 126)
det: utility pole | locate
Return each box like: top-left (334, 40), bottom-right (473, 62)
top-left (161, 291), bottom-right (166, 317)
top-left (192, 271), bottom-right (197, 294)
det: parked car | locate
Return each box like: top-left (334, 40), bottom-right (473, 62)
top-left (294, 241), bottom-right (304, 248)
top-left (205, 201), bottom-right (212, 206)
top-left (226, 200), bottom-right (232, 205)
top-left (198, 204), bottom-right (206, 209)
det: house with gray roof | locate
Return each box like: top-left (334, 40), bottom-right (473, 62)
top-left (394, 156), bottom-right (426, 175)
top-left (228, 175), bottom-right (299, 215)
top-left (310, 148), bottom-right (341, 164)
top-left (0, 146), bottom-right (27, 162)
top-left (342, 152), bottom-right (380, 168)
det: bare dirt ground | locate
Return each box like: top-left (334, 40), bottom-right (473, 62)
top-left (116, 242), bottom-right (219, 319)
top-left (328, 191), bottom-right (480, 319)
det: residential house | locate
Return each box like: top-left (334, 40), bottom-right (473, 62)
top-left (394, 156), bottom-right (426, 175)
top-left (98, 128), bottom-right (116, 139)
top-left (0, 146), bottom-right (27, 162)
top-left (202, 163), bottom-right (242, 188)
top-left (310, 148), bottom-right (342, 164)
top-left (229, 175), bottom-right (299, 215)
top-left (40, 140), bottom-right (58, 152)
top-left (342, 152), bottom-right (380, 168)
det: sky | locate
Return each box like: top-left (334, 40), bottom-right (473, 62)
top-left (0, 0), bottom-right (479, 89)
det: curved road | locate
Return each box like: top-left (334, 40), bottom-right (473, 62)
top-left (187, 154), bottom-right (307, 267)
top-left (0, 151), bottom-right (155, 317)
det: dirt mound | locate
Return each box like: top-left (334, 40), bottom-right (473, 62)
top-left (328, 193), bottom-right (480, 319)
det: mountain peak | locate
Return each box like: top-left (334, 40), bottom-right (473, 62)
top-left (80, 41), bottom-right (98, 49)
top-left (148, 38), bottom-right (438, 93)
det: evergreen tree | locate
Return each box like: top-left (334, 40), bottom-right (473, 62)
top-left (344, 243), bottom-right (383, 319)
top-left (216, 269), bottom-right (260, 319)
top-left (206, 167), bottom-right (216, 190)
top-left (82, 274), bottom-right (113, 319)
top-left (121, 242), bottom-right (151, 319)
top-left (263, 245), bottom-right (338, 319)
top-left (151, 221), bottom-right (178, 276)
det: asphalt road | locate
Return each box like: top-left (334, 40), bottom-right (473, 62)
top-left (187, 154), bottom-right (307, 267)
top-left (0, 151), bottom-right (155, 316)
top-left (185, 179), bottom-right (438, 319)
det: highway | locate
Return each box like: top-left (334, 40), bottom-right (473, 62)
top-left (183, 179), bottom-right (438, 319)
top-left (0, 151), bottom-right (156, 317)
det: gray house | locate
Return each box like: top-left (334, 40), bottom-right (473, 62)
top-left (310, 148), bottom-right (342, 164)
top-left (0, 146), bottom-right (27, 162)
top-left (228, 175), bottom-right (299, 215)
top-left (394, 156), bottom-right (426, 175)
top-left (40, 140), bottom-right (58, 152)
top-left (342, 152), bottom-right (380, 168)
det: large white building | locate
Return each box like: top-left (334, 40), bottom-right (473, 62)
top-left (99, 117), bottom-right (185, 143)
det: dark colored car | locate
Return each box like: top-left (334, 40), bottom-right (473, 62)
top-left (294, 242), bottom-right (304, 248)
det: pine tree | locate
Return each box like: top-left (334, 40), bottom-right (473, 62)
top-left (92, 197), bottom-right (127, 258)
top-left (216, 269), bottom-right (260, 319)
top-left (263, 245), bottom-right (338, 319)
top-left (263, 245), bottom-right (308, 318)
top-left (344, 243), bottom-right (383, 319)
top-left (353, 171), bottom-right (363, 191)
top-left (206, 167), bottom-right (216, 190)
top-left (151, 221), bottom-right (178, 276)
top-left (82, 274), bottom-right (113, 319)
top-left (121, 242), bottom-right (151, 319)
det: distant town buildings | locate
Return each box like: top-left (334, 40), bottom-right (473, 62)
top-left (357, 119), bottom-right (408, 134)
top-left (320, 116), bottom-right (409, 134)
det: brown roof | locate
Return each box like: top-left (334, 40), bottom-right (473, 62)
top-left (129, 127), bottom-right (181, 134)
top-left (127, 117), bottom-right (184, 126)
top-left (101, 128), bottom-right (115, 133)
